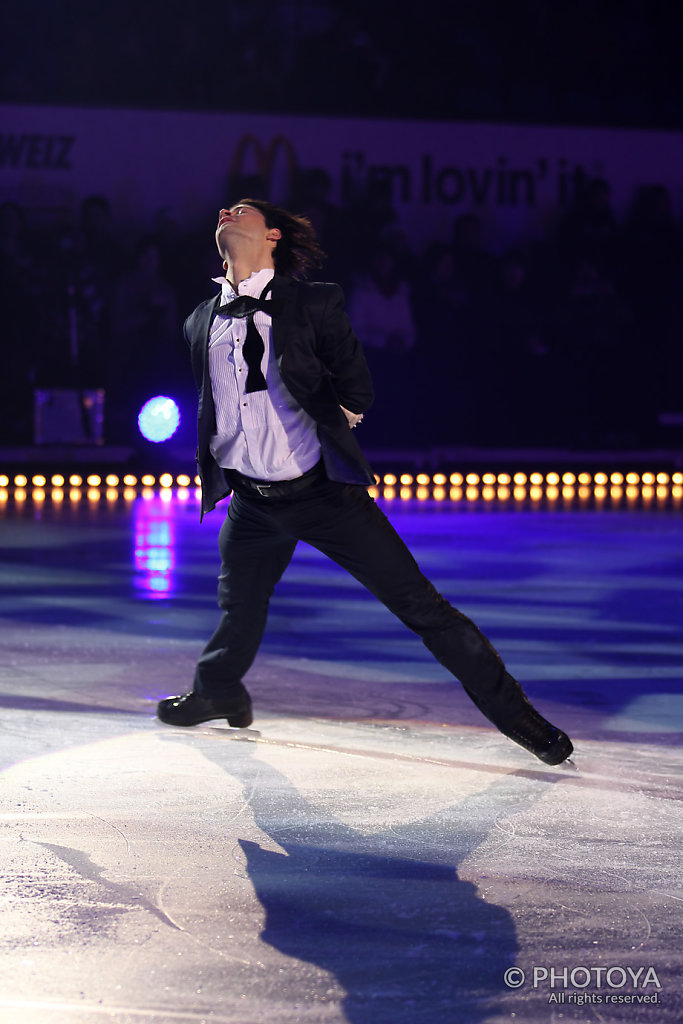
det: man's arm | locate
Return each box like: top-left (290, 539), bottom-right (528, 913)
top-left (315, 284), bottom-right (374, 415)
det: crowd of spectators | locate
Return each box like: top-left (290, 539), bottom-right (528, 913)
top-left (3, 1), bottom-right (683, 452)
top-left (1, 169), bottom-right (681, 452)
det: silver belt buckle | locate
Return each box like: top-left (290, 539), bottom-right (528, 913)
top-left (255, 483), bottom-right (273, 496)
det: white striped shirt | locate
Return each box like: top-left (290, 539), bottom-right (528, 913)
top-left (208, 269), bottom-right (321, 480)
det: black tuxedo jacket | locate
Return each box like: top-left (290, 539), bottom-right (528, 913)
top-left (184, 275), bottom-right (376, 517)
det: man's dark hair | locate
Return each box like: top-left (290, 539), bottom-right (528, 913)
top-left (236, 198), bottom-right (325, 279)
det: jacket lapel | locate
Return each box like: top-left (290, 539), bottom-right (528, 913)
top-left (188, 295), bottom-right (221, 425)
top-left (270, 276), bottom-right (299, 360)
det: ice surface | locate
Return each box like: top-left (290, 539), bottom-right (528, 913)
top-left (0, 493), bottom-right (681, 1022)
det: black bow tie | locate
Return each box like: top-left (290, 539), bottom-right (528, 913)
top-left (215, 294), bottom-right (282, 318)
top-left (215, 282), bottom-right (281, 394)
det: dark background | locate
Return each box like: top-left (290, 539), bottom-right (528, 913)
top-left (3, 0), bottom-right (683, 130)
top-left (1, 0), bottom-right (682, 455)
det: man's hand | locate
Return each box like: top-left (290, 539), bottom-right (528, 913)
top-left (340, 405), bottom-right (364, 429)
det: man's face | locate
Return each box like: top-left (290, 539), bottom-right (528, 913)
top-left (215, 204), bottom-right (269, 255)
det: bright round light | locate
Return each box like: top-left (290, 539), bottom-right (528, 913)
top-left (138, 396), bottom-right (181, 443)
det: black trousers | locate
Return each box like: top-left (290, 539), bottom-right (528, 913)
top-left (194, 480), bottom-right (529, 726)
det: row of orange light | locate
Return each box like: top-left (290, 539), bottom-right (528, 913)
top-left (0, 473), bottom-right (199, 505)
top-left (0, 470), bottom-right (682, 505)
top-left (0, 473), bottom-right (196, 489)
top-left (380, 471), bottom-right (681, 487)
top-left (2, 470), bottom-right (681, 489)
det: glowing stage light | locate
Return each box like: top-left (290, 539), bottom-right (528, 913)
top-left (138, 396), bottom-right (181, 443)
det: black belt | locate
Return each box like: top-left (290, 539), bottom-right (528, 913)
top-left (229, 460), bottom-right (325, 499)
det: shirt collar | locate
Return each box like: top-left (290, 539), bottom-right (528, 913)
top-left (212, 267), bottom-right (275, 304)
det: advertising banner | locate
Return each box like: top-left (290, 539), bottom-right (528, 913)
top-left (2, 103), bottom-right (682, 251)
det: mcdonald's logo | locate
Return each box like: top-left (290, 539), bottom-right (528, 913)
top-left (228, 134), bottom-right (299, 201)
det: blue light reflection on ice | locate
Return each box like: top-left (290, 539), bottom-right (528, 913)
top-left (133, 495), bottom-right (176, 599)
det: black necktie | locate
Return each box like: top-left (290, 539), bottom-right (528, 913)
top-left (216, 282), bottom-right (281, 394)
